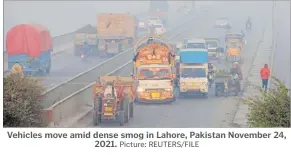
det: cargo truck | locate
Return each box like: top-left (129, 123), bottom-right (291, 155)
top-left (97, 13), bottom-right (137, 57)
top-left (74, 24), bottom-right (98, 56)
top-left (132, 36), bottom-right (176, 103)
top-left (6, 24), bottom-right (52, 76)
top-left (177, 48), bottom-right (209, 97)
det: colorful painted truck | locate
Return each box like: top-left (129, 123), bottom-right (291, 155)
top-left (6, 24), bottom-right (52, 75)
top-left (74, 24), bottom-right (98, 56)
top-left (132, 36), bottom-right (176, 103)
top-left (97, 13), bottom-right (137, 57)
top-left (93, 76), bottom-right (134, 126)
top-left (177, 48), bottom-right (209, 97)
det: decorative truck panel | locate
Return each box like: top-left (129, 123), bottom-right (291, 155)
top-left (97, 13), bottom-right (136, 39)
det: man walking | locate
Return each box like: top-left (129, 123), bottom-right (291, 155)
top-left (260, 64), bottom-right (270, 91)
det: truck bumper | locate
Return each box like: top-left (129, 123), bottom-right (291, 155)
top-left (135, 97), bottom-right (175, 104)
top-left (179, 90), bottom-right (208, 96)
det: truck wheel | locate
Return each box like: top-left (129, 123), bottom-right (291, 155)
top-left (124, 98), bottom-right (129, 123)
top-left (130, 102), bottom-right (134, 118)
top-left (215, 90), bottom-right (218, 96)
top-left (46, 64), bottom-right (51, 74)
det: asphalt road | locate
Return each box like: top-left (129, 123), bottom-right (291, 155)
top-left (72, 4), bottom-right (265, 128)
top-left (272, 2), bottom-right (290, 88)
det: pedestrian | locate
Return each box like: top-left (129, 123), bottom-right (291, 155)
top-left (260, 64), bottom-right (270, 91)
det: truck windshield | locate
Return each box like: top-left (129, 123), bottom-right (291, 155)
top-left (181, 68), bottom-right (206, 78)
top-left (153, 25), bottom-right (163, 28)
top-left (187, 43), bottom-right (205, 49)
top-left (228, 42), bottom-right (239, 48)
top-left (138, 67), bottom-right (172, 80)
top-left (206, 41), bottom-right (218, 48)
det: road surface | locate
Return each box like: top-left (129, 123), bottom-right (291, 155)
top-left (72, 3), bottom-right (267, 128)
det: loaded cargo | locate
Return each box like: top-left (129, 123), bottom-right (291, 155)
top-left (97, 13), bottom-right (137, 57)
top-left (132, 36), bottom-right (176, 103)
top-left (6, 24), bottom-right (52, 75)
top-left (74, 24), bottom-right (98, 56)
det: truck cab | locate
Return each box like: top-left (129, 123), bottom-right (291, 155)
top-left (152, 23), bottom-right (166, 35)
top-left (205, 38), bottom-right (220, 58)
top-left (177, 48), bottom-right (209, 97)
top-left (134, 64), bottom-right (175, 103)
top-left (185, 39), bottom-right (207, 49)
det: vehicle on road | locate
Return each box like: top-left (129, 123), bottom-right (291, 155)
top-left (6, 24), bottom-right (52, 76)
top-left (205, 38), bottom-right (224, 59)
top-left (74, 25), bottom-right (98, 56)
top-left (148, 16), bottom-right (162, 27)
top-left (215, 17), bottom-right (231, 28)
top-left (152, 23), bottom-right (166, 35)
top-left (177, 48), bottom-right (209, 97)
top-left (185, 38), bottom-right (207, 49)
top-left (214, 73), bottom-right (241, 96)
top-left (132, 36), bottom-right (176, 103)
top-left (225, 33), bottom-right (244, 63)
top-left (93, 76), bottom-right (134, 126)
top-left (97, 13), bottom-right (137, 57)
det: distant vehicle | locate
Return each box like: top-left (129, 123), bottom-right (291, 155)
top-left (215, 17), bottom-right (230, 28)
top-left (185, 39), bottom-right (207, 49)
top-left (152, 24), bottom-right (166, 35)
top-left (148, 16), bottom-right (162, 27)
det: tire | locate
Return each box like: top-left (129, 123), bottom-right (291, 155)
top-left (119, 111), bottom-right (125, 126)
top-left (124, 99), bottom-right (129, 123)
top-left (215, 89), bottom-right (218, 96)
top-left (93, 97), bottom-right (102, 126)
top-left (129, 102), bottom-right (134, 118)
top-left (46, 60), bottom-right (51, 74)
top-left (119, 101), bottom-right (125, 126)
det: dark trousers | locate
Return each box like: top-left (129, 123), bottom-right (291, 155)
top-left (262, 79), bottom-right (268, 91)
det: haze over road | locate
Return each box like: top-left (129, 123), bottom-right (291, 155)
top-left (71, 1), bottom-right (279, 128)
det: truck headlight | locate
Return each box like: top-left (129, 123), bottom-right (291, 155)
top-left (165, 88), bottom-right (172, 91)
top-left (137, 87), bottom-right (145, 92)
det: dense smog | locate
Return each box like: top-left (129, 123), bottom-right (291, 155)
top-left (3, 1), bottom-right (290, 128)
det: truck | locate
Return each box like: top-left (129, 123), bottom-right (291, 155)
top-left (93, 76), bottom-right (134, 126)
top-left (74, 24), bottom-right (98, 56)
top-left (6, 24), bottom-right (52, 76)
top-left (149, 1), bottom-right (169, 26)
top-left (153, 23), bottom-right (166, 35)
top-left (177, 48), bottom-right (209, 97)
top-left (132, 36), bottom-right (176, 103)
top-left (97, 13), bottom-right (138, 57)
top-left (205, 38), bottom-right (224, 59)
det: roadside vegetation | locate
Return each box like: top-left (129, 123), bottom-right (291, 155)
top-left (244, 77), bottom-right (290, 127)
top-left (3, 74), bottom-right (47, 127)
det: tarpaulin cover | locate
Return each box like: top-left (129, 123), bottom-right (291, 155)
top-left (180, 49), bottom-right (208, 64)
top-left (6, 24), bottom-right (52, 57)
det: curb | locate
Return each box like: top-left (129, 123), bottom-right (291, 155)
top-left (231, 28), bottom-right (266, 128)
